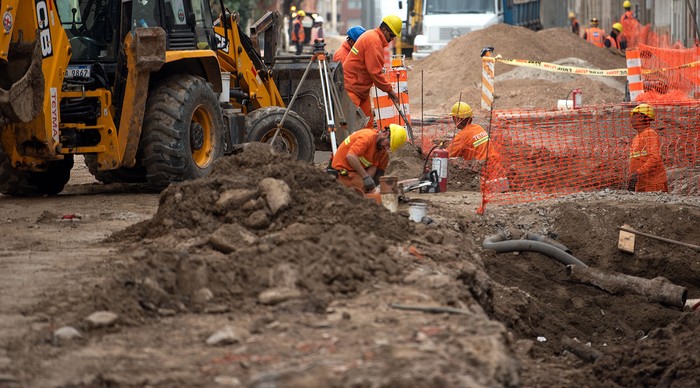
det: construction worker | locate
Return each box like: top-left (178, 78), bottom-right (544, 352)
top-left (310, 16), bottom-right (325, 43)
top-left (334, 26), bottom-right (366, 63)
top-left (568, 12), bottom-right (580, 36)
top-left (447, 102), bottom-right (502, 165)
top-left (620, 1), bottom-right (640, 48)
top-left (331, 124), bottom-right (407, 193)
top-left (583, 18), bottom-right (605, 48)
top-left (291, 10), bottom-right (306, 55)
top-left (342, 15), bottom-right (402, 122)
top-left (605, 23), bottom-right (627, 51)
top-left (628, 104), bottom-right (668, 192)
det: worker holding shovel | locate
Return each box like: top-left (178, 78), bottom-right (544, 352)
top-left (628, 103), bottom-right (668, 192)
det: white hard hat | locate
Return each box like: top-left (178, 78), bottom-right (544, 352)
top-left (314, 16), bottom-right (324, 23)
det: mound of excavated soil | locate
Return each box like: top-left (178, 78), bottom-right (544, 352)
top-left (408, 25), bottom-right (627, 116)
top-left (105, 143), bottom-right (492, 320)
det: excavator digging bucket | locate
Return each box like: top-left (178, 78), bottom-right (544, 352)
top-left (273, 58), bottom-right (368, 150)
top-left (0, 40), bottom-right (45, 123)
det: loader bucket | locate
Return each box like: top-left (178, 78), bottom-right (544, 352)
top-left (273, 58), bottom-right (368, 150)
top-left (0, 41), bottom-right (44, 123)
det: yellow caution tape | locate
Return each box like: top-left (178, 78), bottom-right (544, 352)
top-left (484, 54), bottom-right (700, 77)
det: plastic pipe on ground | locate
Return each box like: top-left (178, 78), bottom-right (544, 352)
top-left (566, 265), bottom-right (688, 308)
top-left (524, 232), bottom-right (572, 254)
top-left (482, 232), bottom-right (587, 267)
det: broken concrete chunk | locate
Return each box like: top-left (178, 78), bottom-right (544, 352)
top-left (259, 178), bottom-right (291, 215)
top-left (206, 326), bottom-right (246, 346)
top-left (216, 189), bottom-right (258, 211)
top-left (209, 223), bottom-right (259, 253)
top-left (258, 287), bottom-right (302, 305)
top-left (245, 210), bottom-right (270, 229)
top-left (85, 311), bottom-right (118, 328)
top-left (53, 326), bottom-right (82, 343)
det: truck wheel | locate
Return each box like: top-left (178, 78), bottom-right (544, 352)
top-left (140, 75), bottom-right (224, 185)
top-left (245, 106), bottom-right (315, 162)
top-left (84, 155), bottom-right (147, 184)
top-left (0, 149), bottom-right (73, 196)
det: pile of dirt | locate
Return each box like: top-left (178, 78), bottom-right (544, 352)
top-left (105, 143), bottom-right (491, 320)
top-left (408, 25), bottom-right (627, 115)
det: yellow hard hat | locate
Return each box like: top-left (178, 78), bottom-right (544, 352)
top-left (290, 5), bottom-right (296, 11)
top-left (623, 1), bottom-right (632, 8)
top-left (297, 10), bottom-right (306, 17)
top-left (388, 124), bottom-right (407, 152)
top-left (382, 15), bottom-right (402, 36)
top-left (591, 17), bottom-right (599, 25)
top-left (568, 12), bottom-right (576, 19)
top-left (450, 102), bottom-right (473, 119)
top-left (631, 103), bottom-right (655, 119)
top-left (613, 22), bottom-right (623, 32)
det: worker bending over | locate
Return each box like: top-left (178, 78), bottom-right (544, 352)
top-left (331, 124), bottom-right (407, 193)
top-left (342, 15), bottom-right (401, 122)
top-left (628, 104), bottom-right (668, 192)
top-left (334, 26), bottom-right (366, 63)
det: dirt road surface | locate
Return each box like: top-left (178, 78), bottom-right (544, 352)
top-left (1, 147), bottom-right (699, 387)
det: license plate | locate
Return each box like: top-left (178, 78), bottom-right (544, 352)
top-left (65, 65), bottom-right (91, 79)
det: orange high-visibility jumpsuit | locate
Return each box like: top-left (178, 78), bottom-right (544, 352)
top-left (342, 28), bottom-right (393, 122)
top-left (583, 27), bottom-right (605, 47)
top-left (448, 123), bottom-right (506, 182)
top-left (629, 127), bottom-right (668, 192)
top-left (621, 12), bottom-right (640, 48)
top-left (332, 129), bottom-right (389, 192)
top-left (333, 41), bottom-right (352, 63)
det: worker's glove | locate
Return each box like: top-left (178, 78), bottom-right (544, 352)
top-left (363, 176), bottom-right (376, 192)
top-left (627, 173), bottom-right (638, 192)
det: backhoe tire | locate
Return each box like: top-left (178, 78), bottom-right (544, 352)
top-left (84, 155), bottom-right (147, 184)
top-left (0, 148), bottom-right (73, 196)
top-left (140, 75), bottom-right (224, 185)
top-left (245, 106), bottom-right (315, 162)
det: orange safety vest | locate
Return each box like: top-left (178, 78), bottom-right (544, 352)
top-left (629, 127), bottom-right (668, 192)
top-left (448, 124), bottom-right (501, 161)
top-left (584, 27), bottom-right (605, 47)
top-left (605, 35), bottom-right (620, 49)
top-left (292, 18), bottom-right (305, 42)
top-left (342, 28), bottom-right (393, 97)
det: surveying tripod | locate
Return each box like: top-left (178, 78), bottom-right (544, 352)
top-left (273, 39), bottom-right (347, 155)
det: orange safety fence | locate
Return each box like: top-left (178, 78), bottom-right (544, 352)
top-left (634, 44), bottom-right (700, 102)
top-left (412, 102), bottom-right (700, 212)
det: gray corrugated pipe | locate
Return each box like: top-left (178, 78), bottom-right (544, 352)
top-left (524, 232), bottom-right (572, 254)
top-left (482, 232), bottom-right (587, 267)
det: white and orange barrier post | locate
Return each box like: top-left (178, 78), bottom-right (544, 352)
top-left (481, 48), bottom-right (495, 110)
top-left (626, 48), bottom-right (644, 102)
top-left (371, 55), bottom-right (410, 130)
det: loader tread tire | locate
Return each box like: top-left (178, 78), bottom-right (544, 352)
top-left (0, 148), bottom-right (73, 196)
top-left (140, 75), bottom-right (224, 185)
top-left (245, 106), bottom-right (314, 162)
top-left (84, 155), bottom-right (147, 184)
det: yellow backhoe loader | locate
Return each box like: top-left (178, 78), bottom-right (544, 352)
top-left (0, 0), bottom-right (364, 196)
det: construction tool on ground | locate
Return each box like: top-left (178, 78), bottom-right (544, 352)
top-left (0, 1), bottom-right (364, 196)
top-left (617, 224), bottom-right (700, 253)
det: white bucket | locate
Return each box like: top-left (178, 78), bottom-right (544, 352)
top-left (219, 72), bottom-right (231, 103)
top-left (408, 202), bottom-right (428, 223)
top-left (557, 99), bottom-right (573, 111)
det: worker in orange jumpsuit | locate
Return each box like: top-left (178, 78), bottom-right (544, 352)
top-left (620, 1), bottom-right (640, 49)
top-left (291, 10), bottom-right (306, 55)
top-left (342, 15), bottom-right (401, 123)
top-left (568, 12), bottom-right (580, 36)
top-left (583, 18), bottom-right (605, 47)
top-left (628, 104), bottom-right (668, 192)
top-left (331, 124), bottom-right (407, 193)
top-left (333, 26), bottom-right (365, 63)
top-left (447, 102), bottom-right (508, 192)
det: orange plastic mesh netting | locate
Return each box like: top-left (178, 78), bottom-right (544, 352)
top-left (635, 44), bottom-right (700, 102)
top-left (479, 102), bottom-right (700, 210)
